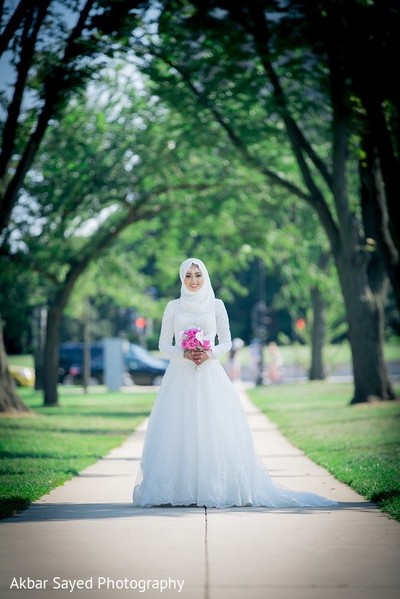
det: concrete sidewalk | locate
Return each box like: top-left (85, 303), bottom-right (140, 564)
top-left (1, 386), bottom-right (399, 599)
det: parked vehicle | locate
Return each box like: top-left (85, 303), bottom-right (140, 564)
top-left (124, 345), bottom-right (168, 386)
top-left (66, 355), bottom-right (134, 386)
top-left (9, 365), bottom-right (35, 388)
top-left (58, 342), bottom-right (103, 383)
top-left (64, 343), bottom-right (168, 386)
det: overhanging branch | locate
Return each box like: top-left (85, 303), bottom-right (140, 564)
top-left (243, 0), bottom-right (333, 192)
top-left (155, 50), bottom-right (340, 249)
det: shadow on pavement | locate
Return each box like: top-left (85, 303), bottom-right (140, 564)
top-left (4, 501), bottom-right (377, 523)
top-left (5, 503), bottom-right (204, 523)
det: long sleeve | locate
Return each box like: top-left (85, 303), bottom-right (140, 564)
top-left (158, 300), bottom-right (184, 360)
top-left (211, 299), bottom-right (232, 359)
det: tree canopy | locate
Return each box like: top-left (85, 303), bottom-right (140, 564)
top-left (1, 0), bottom-right (398, 411)
top-left (128, 0), bottom-right (398, 403)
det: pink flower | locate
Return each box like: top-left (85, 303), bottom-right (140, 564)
top-left (187, 328), bottom-right (200, 337)
top-left (181, 327), bottom-right (211, 351)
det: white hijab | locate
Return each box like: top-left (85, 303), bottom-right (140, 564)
top-left (179, 257), bottom-right (215, 313)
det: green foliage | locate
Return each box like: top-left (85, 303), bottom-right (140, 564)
top-left (0, 255), bottom-right (46, 354)
top-left (262, 201), bottom-right (346, 340)
top-left (14, 58), bottom-right (261, 278)
top-left (3, 0), bottom-right (398, 373)
top-left (140, 2), bottom-right (328, 192)
top-left (131, 2), bottom-right (351, 345)
top-left (4, 56), bottom-right (276, 353)
top-left (250, 382), bottom-right (400, 521)
top-left (0, 387), bottom-right (156, 519)
top-left (4, 1), bottom-right (148, 119)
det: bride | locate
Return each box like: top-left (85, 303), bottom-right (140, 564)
top-left (132, 258), bottom-right (336, 508)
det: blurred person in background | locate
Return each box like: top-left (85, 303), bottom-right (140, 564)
top-left (227, 337), bottom-right (244, 382)
top-left (266, 341), bottom-right (283, 383)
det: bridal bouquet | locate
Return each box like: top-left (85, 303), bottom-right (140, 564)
top-left (181, 327), bottom-right (211, 351)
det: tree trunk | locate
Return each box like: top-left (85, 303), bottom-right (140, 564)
top-left (309, 286), bottom-right (326, 380)
top-left (33, 307), bottom-right (47, 391)
top-left (326, 18), bottom-right (395, 404)
top-left (39, 198), bottom-right (163, 406)
top-left (82, 296), bottom-right (90, 393)
top-left (336, 254), bottom-right (396, 404)
top-left (360, 129), bottom-right (400, 314)
top-left (0, 315), bottom-right (31, 413)
top-left (42, 304), bottom-right (63, 407)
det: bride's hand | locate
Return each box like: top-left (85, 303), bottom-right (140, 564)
top-left (184, 349), bottom-right (209, 365)
top-left (184, 349), bottom-right (196, 362)
top-left (191, 349), bottom-right (209, 365)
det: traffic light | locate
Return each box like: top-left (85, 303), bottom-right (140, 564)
top-left (295, 318), bottom-right (306, 331)
top-left (135, 316), bottom-right (147, 331)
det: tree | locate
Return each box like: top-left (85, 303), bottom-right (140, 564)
top-left (4, 64), bottom-right (242, 406)
top-left (138, 0), bottom-right (397, 403)
top-left (0, 0), bottom-right (147, 232)
top-left (262, 207), bottom-right (346, 380)
top-left (0, 317), bottom-right (31, 413)
top-left (317, 0), bottom-right (400, 311)
top-left (0, 0), bottom-right (148, 411)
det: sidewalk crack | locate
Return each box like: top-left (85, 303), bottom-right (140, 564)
top-left (204, 507), bottom-right (209, 599)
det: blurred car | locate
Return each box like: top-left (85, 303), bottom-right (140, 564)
top-left (124, 345), bottom-right (169, 385)
top-left (9, 365), bottom-right (35, 388)
top-left (66, 344), bottom-right (168, 386)
top-left (59, 342), bottom-right (103, 383)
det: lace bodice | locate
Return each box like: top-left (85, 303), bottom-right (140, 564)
top-left (158, 298), bottom-right (232, 360)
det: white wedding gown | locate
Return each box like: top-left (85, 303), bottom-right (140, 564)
top-left (132, 299), bottom-right (336, 508)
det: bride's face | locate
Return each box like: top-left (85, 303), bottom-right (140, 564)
top-left (184, 263), bottom-right (204, 292)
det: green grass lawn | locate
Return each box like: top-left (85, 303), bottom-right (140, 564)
top-left (249, 382), bottom-right (400, 521)
top-left (0, 387), bottom-right (156, 519)
top-left (276, 340), bottom-right (400, 374)
top-left (7, 354), bottom-right (35, 367)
